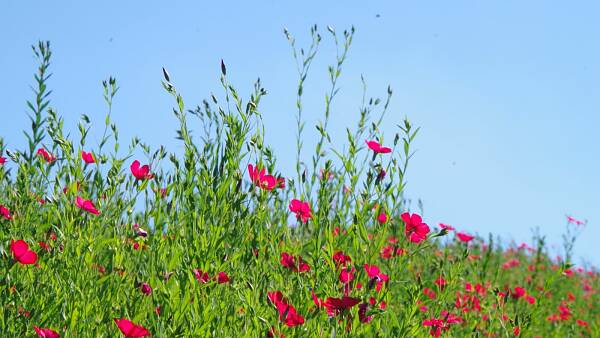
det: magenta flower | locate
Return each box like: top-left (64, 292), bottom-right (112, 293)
top-left (402, 212), bottom-right (430, 243)
top-left (366, 140), bottom-right (392, 154)
top-left (76, 196), bottom-right (100, 215)
top-left (81, 151), bottom-right (95, 164)
top-left (289, 199), bottom-right (312, 223)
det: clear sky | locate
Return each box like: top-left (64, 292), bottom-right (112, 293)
top-left (1, 1), bottom-right (598, 266)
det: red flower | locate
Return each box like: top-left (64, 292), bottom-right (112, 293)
top-left (289, 199), bottom-right (312, 223)
top-left (435, 276), bottom-right (447, 289)
top-left (439, 223), bottom-right (455, 231)
top-left (267, 291), bottom-right (305, 327)
top-left (0, 156), bottom-right (6, 164)
top-left (248, 164), bottom-right (278, 190)
top-left (456, 232), bottom-right (474, 243)
top-left (332, 251), bottom-right (351, 266)
top-left (76, 196), bottom-right (100, 215)
top-left (38, 241), bottom-right (50, 252)
top-left (81, 151), bottom-right (95, 164)
top-left (566, 215), bottom-right (585, 226)
top-left (365, 140), bottom-right (392, 154)
top-left (113, 318), bottom-right (150, 337)
top-left (10, 240), bottom-right (38, 265)
top-left (193, 269), bottom-right (210, 283)
top-left (0, 205), bottom-right (12, 220)
top-left (323, 296), bottom-right (361, 317)
top-left (511, 286), bottom-right (526, 299)
top-left (130, 160), bottom-right (154, 180)
top-left (280, 252), bottom-right (310, 272)
top-left (377, 212), bottom-right (388, 224)
top-left (402, 212), bottom-right (430, 243)
top-left (358, 303), bottom-right (373, 323)
top-left (217, 271), bottom-right (230, 284)
top-left (37, 148), bottom-right (56, 163)
top-left (140, 282), bottom-right (152, 295)
top-left (339, 266), bottom-right (355, 284)
top-left (33, 326), bottom-right (60, 338)
top-left (525, 295), bottom-right (535, 304)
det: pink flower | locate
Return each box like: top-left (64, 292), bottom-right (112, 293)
top-left (280, 252), bottom-right (310, 272)
top-left (0, 156), bottom-right (6, 165)
top-left (248, 164), bottom-right (278, 190)
top-left (75, 196), bottom-right (100, 215)
top-left (10, 240), bottom-right (38, 265)
top-left (402, 212), bottom-right (430, 243)
top-left (217, 271), bottom-right (230, 284)
top-left (267, 291), bottom-right (305, 327)
top-left (366, 140), bottom-right (392, 154)
top-left (113, 318), bottom-right (150, 337)
top-left (323, 296), bottom-right (361, 317)
top-left (140, 282), bottom-right (152, 295)
top-left (456, 232), bottom-right (474, 243)
top-left (130, 160), bottom-right (154, 180)
top-left (289, 199), bottom-right (312, 223)
top-left (193, 269), bottom-right (210, 283)
top-left (377, 212), bottom-right (388, 224)
top-left (566, 215), bottom-right (585, 226)
top-left (33, 326), bottom-right (60, 338)
top-left (525, 295), bottom-right (535, 304)
top-left (81, 151), bottom-right (95, 164)
top-left (511, 286), bottom-right (526, 299)
top-left (0, 205), bottom-right (12, 220)
top-left (439, 223), bottom-right (455, 231)
top-left (37, 148), bottom-right (56, 163)
top-left (339, 266), bottom-right (355, 284)
top-left (332, 251), bottom-right (351, 266)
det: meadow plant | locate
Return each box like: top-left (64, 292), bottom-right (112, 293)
top-left (0, 27), bottom-right (598, 337)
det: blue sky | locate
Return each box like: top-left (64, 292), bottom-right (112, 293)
top-left (1, 1), bottom-right (598, 266)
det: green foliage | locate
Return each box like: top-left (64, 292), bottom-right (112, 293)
top-left (0, 28), bottom-right (598, 337)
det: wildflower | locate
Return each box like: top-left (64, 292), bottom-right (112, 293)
top-left (339, 266), bottom-right (355, 284)
top-left (81, 151), bottom-right (95, 164)
top-left (435, 276), bottom-right (447, 290)
top-left (37, 148), bottom-right (56, 163)
top-left (140, 282), bottom-right (152, 295)
top-left (38, 241), bottom-right (50, 252)
top-left (113, 318), bottom-right (150, 337)
top-left (525, 295), bottom-right (535, 304)
top-left (267, 291), bottom-right (305, 327)
top-left (33, 326), bottom-right (60, 338)
top-left (130, 160), bottom-right (154, 180)
top-left (247, 164), bottom-right (278, 190)
top-left (280, 252), bottom-right (310, 272)
top-left (75, 196), bottom-right (100, 215)
top-left (10, 240), bottom-right (38, 265)
top-left (217, 271), bottom-right (230, 284)
top-left (289, 199), bottom-right (312, 223)
top-left (362, 264), bottom-right (389, 292)
top-left (402, 212), bottom-right (430, 244)
top-left (332, 251), bottom-right (351, 266)
top-left (576, 319), bottom-right (589, 327)
top-left (511, 286), bottom-right (526, 299)
top-left (566, 215), bottom-right (585, 226)
top-left (0, 205), bottom-right (12, 220)
top-left (365, 140), bottom-right (392, 154)
top-left (0, 156), bottom-right (5, 164)
top-left (193, 269), bottom-right (210, 283)
top-left (323, 296), bottom-right (361, 317)
top-left (456, 232), bottom-right (474, 243)
top-left (439, 223), bottom-right (455, 231)
top-left (377, 212), bottom-right (388, 224)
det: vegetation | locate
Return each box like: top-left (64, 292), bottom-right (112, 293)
top-left (0, 27), bottom-right (597, 337)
